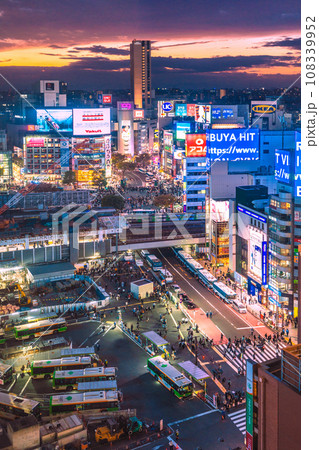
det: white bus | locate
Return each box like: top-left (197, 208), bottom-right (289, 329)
top-left (49, 390), bottom-right (120, 414)
top-left (77, 380), bottom-right (117, 392)
top-left (31, 356), bottom-right (92, 379)
top-left (158, 268), bottom-right (173, 283)
top-left (52, 366), bottom-right (116, 390)
top-left (0, 392), bottom-right (40, 420)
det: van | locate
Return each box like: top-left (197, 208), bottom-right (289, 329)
top-left (232, 300), bottom-right (247, 314)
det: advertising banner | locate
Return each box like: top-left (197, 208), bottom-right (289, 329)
top-left (223, 108), bottom-right (234, 118)
top-left (175, 103), bottom-right (187, 117)
top-left (246, 431), bottom-right (253, 450)
top-left (158, 101), bottom-right (175, 118)
top-left (262, 241), bottom-right (267, 285)
top-left (26, 137), bottom-right (45, 147)
top-left (176, 122), bottom-right (191, 140)
top-left (246, 394), bottom-right (254, 435)
top-left (210, 199), bottom-right (229, 222)
top-left (134, 109), bottom-right (144, 119)
top-left (103, 94), bottom-right (112, 104)
top-left (104, 135), bottom-right (112, 178)
top-left (295, 131), bottom-right (301, 198)
top-left (212, 107), bottom-right (222, 119)
top-left (275, 149), bottom-right (291, 183)
top-left (121, 120), bottom-right (133, 155)
top-left (185, 134), bottom-right (206, 157)
top-left (195, 105), bottom-right (211, 123)
top-left (60, 139), bottom-right (70, 170)
top-left (206, 129), bottom-right (259, 162)
top-left (249, 228), bottom-right (263, 280)
top-left (73, 108), bottom-right (111, 135)
top-left (187, 104), bottom-right (196, 116)
top-left (251, 100), bottom-right (277, 116)
top-left (164, 131), bottom-right (173, 151)
top-left (118, 102), bottom-right (133, 111)
top-left (36, 109), bottom-right (73, 133)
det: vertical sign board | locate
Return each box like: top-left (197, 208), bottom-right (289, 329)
top-left (246, 359), bottom-right (254, 449)
top-left (60, 139), bottom-right (70, 172)
top-left (262, 241), bottom-right (267, 285)
top-left (295, 131), bottom-right (301, 198)
top-left (104, 135), bottom-right (112, 178)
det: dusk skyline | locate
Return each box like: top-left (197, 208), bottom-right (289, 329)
top-left (0, 0), bottom-right (301, 90)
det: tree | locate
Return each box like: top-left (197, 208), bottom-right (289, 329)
top-left (135, 153), bottom-right (151, 166)
top-left (153, 194), bottom-right (177, 210)
top-left (112, 153), bottom-right (127, 169)
top-left (117, 161), bottom-right (137, 178)
top-left (62, 171), bottom-right (76, 186)
top-left (101, 194), bottom-right (125, 211)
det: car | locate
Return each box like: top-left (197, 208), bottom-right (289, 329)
top-left (171, 284), bottom-right (181, 293)
top-left (180, 293), bottom-right (196, 309)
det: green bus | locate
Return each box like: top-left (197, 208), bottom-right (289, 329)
top-left (31, 356), bottom-right (92, 379)
top-left (147, 356), bottom-right (193, 399)
top-left (0, 392), bottom-right (40, 420)
top-left (0, 360), bottom-right (14, 386)
top-left (14, 318), bottom-right (67, 340)
top-left (49, 390), bottom-right (120, 415)
top-left (52, 367), bottom-right (116, 390)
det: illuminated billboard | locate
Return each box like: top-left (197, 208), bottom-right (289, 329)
top-left (185, 134), bottom-right (206, 157)
top-left (103, 94), bottom-right (112, 104)
top-left (175, 104), bottom-right (187, 117)
top-left (120, 120), bottom-right (133, 155)
top-left (206, 128), bottom-right (259, 162)
top-left (212, 108), bottom-right (221, 119)
top-left (275, 149), bottom-right (291, 183)
top-left (249, 228), bottom-right (263, 280)
top-left (195, 105), bottom-right (211, 123)
top-left (187, 104), bottom-right (196, 116)
top-left (295, 131), bottom-right (301, 198)
top-left (158, 101), bottom-right (175, 118)
top-left (105, 135), bottom-right (112, 178)
top-left (134, 109), bottom-right (144, 119)
top-left (73, 108), bottom-right (111, 136)
top-left (251, 100), bottom-right (277, 116)
top-left (60, 139), bottom-right (70, 170)
top-left (26, 137), bottom-right (45, 147)
top-left (36, 109), bottom-right (73, 133)
top-left (210, 199), bottom-right (229, 222)
top-left (176, 122), bottom-right (191, 140)
top-left (164, 131), bottom-right (173, 151)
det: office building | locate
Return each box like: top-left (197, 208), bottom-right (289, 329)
top-left (130, 40), bottom-right (151, 109)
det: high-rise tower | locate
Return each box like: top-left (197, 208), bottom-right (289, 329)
top-left (130, 40), bottom-right (151, 109)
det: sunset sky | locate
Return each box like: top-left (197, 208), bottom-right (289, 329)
top-left (0, 0), bottom-right (301, 90)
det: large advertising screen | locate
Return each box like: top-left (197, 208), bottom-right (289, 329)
top-left (36, 109), bottom-right (73, 133)
top-left (206, 128), bottom-right (259, 162)
top-left (176, 122), bottom-right (191, 140)
top-left (185, 134), bottom-right (206, 157)
top-left (248, 228), bottom-right (263, 280)
top-left (195, 105), bottom-right (211, 123)
top-left (164, 131), bottom-right (173, 151)
top-left (120, 120), bottom-right (133, 155)
top-left (187, 104), bottom-right (196, 117)
top-left (175, 104), bottom-right (187, 117)
top-left (73, 108), bottom-right (111, 136)
top-left (251, 100), bottom-right (277, 116)
top-left (158, 101), bottom-right (175, 118)
top-left (275, 149), bottom-right (291, 183)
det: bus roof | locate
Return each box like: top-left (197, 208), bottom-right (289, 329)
top-left (77, 380), bottom-right (117, 391)
top-left (51, 390), bottom-right (118, 405)
top-left (54, 367), bottom-right (116, 379)
top-left (32, 356), bottom-right (91, 368)
top-left (178, 251), bottom-right (192, 260)
top-left (148, 356), bottom-right (192, 387)
top-left (187, 259), bottom-right (203, 270)
top-left (146, 254), bottom-right (160, 261)
top-left (214, 282), bottom-right (236, 296)
top-left (199, 269), bottom-right (217, 282)
top-left (60, 347), bottom-right (95, 357)
top-left (0, 360), bottom-right (12, 376)
top-left (0, 392), bottom-right (39, 410)
top-left (15, 318), bottom-right (66, 332)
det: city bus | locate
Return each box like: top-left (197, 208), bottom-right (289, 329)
top-left (212, 282), bottom-right (237, 303)
top-left (77, 380), bottom-right (117, 392)
top-left (0, 392), bottom-right (40, 420)
top-left (197, 269), bottom-right (217, 289)
top-left (0, 360), bottom-right (14, 386)
top-left (49, 390), bottom-right (120, 415)
top-left (60, 347), bottom-right (96, 358)
top-left (52, 367), bottom-right (116, 390)
top-left (14, 318), bottom-right (67, 340)
top-left (145, 254), bottom-right (163, 271)
top-left (158, 268), bottom-right (173, 283)
top-left (31, 356), bottom-right (92, 379)
top-left (147, 356), bottom-right (193, 399)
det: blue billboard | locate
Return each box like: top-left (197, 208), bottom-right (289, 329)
top-left (175, 104), bottom-right (187, 117)
top-left (223, 108), bottom-right (234, 118)
top-left (176, 122), bottom-right (191, 140)
top-left (206, 128), bottom-right (259, 162)
top-left (275, 149), bottom-right (291, 183)
top-left (295, 131), bottom-right (301, 198)
top-left (262, 241), bottom-right (267, 285)
top-left (36, 109), bottom-right (73, 133)
top-left (212, 108), bottom-right (221, 119)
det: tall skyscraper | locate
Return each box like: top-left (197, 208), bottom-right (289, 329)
top-left (130, 40), bottom-right (151, 109)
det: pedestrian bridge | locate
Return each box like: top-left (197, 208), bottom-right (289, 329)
top-left (111, 233), bottom-right (205, 252)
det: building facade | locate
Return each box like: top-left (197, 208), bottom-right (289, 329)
top-left (130, 40), bottom-right (151, 109)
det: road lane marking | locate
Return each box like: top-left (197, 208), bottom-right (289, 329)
top-left (168, 409), bottom-right (217, 426)
top-left (237, 326), bottom-right (265, 330)
top-left (19, 376), bottom-right (31, 396)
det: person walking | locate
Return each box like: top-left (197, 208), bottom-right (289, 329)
top-left (286, 328), bottom-right (289, 337)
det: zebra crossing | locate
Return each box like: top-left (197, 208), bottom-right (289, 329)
top-left (216, 340), bottom-right (286, 371)
top-left (228, 408), bottom-right (246, 434)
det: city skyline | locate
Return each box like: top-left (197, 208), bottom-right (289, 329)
top-left (0, 0), bottom-right (300, 90)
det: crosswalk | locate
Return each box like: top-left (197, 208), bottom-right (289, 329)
top-left (228, 408), bottom-right (246, 434)
top-left (216, 340), bottom-right (286, 371)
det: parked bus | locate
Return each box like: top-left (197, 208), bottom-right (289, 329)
top-left (31, 356), bottom-right (92, 379)
top-left (147, 356), bottom-right (193, 399)
top-left (14, 318), bottom-right (67, 340)
top-left (77, 380), bottom-right (117, 392)
top-left (197, 269), bottom-right (217, 289)
top-left (212, 282), bottom-right (237, 303)
top-left (52, 367), bottom-right (116, 390)
top-left (49, 390), bottom-right (120, 415)
top-left (0, 392), bottom-right (40, 420)
top-left (158, 268), bottom-right (173, 283)
top-left (60, 347), bottom-right (96, 358)
top-left (145, 254), bottom-right (163, 271)
top-left (0, 360), bottom-right (14, 386)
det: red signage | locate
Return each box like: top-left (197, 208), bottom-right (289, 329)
top-left (26, 138), bottom-right (45, 147)
top-left (185, 134), bottom-right (206, 157)
top-left (134, 109), bottom-right (144, 119)
top-left (187, 104), bottom-right (196, 116)
top-left (103, 94), bottom-right (112, 104)
top-left (246, 431), bottom-right (253, 450)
